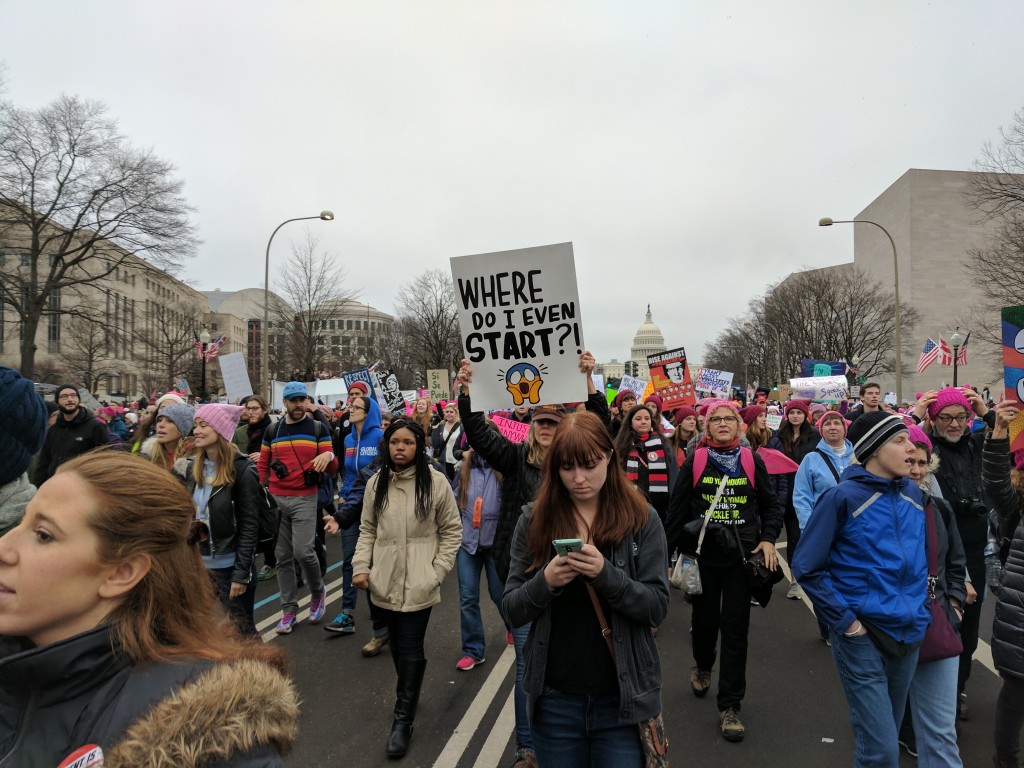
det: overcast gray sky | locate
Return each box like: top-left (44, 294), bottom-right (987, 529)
top-left (3, 1), bottom-right (1022, 366)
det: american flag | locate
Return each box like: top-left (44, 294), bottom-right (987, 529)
top-left (917, 338), bottom-right (941, 373)
top-left (956, 332), bottom-right (970, 365)
top-left (938, 338), bottom-right (954, 366)
top-left (195, 334), bottom-right (227, 361)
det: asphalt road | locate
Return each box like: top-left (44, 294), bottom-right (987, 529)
top-left (250, 537), bottom-right (1004, 768)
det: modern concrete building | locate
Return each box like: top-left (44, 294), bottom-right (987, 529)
top-left (836, 169), bottom-right (1006, 396)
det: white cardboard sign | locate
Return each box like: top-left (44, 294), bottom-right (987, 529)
top-left (617, 374), bottom-right (649, 401)
top-left (218, 352), bottom-right (253, 404)
top-left (695, 368), bottom-right (735, 398)
top-left (788, 375), bottom-right (849, 403)
top-left (451, 242), bottom-right (587, 412)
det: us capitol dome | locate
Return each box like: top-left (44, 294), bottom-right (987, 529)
top-left (629, 305), bottom-right (666, 371)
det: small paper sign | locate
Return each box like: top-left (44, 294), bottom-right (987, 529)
top-left (766, 413), bottom-right (783, 430)
top-left (427, 369), bottom-right (450, 402)
top-left (491, 415), bottom-right (531, 443)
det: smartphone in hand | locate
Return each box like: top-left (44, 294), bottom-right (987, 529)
top-left (552, 538), bottom-right (584, 557)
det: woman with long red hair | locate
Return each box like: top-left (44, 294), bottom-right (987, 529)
top-left (502, 411), bottom-right (669, 767)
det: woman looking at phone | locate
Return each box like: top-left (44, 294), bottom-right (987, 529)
top-left (502, 411), bottom-right (670, 767)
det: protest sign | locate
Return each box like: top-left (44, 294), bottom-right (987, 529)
top-left (766, 413), bottom-right (783, 430)
top-left (884, 391), bottom-right (898, 406)
top-left (591, 373), bottom-right (605, 394)
top-left (176, 377), bottom-right (192, 396)
top-left (850, 385), bottom-right (861, 399)
top-left (342, 367), bottom-right (376, 395)
top-left (218, 352), bottom-right (253, 404)
top-left (695, 368), bottom-right (735, 399)
top-left (312, 378), bottom-right (347, 406)
top-left (427, 369), bottom-right (450, 402)
top-left (492, 415), bottom-right (531, 443)
top-left (450, 242), bottom-right (587, 412)
top-left (788, 375), bottom-right (849, 403)
top-left (774, 384), bottom-right (792, 402)
top-left (374, 369), bottom-right (405, 413)
top-left (417, 388), bottom-right (430, 400)
top-left (800, 358), bottom-right (849, 378)
top-left (1002, 305), bottom-right (1024, 453)
top-left (402, 390), bottom-right (417, 404)
top-left (647, 347), bottom-right (696, 410)
top-left (617, 374), bottom-right (648, 401)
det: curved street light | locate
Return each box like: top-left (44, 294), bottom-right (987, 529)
top-left (819, 217), bottom-right (903, 404)
top-left (262, 211), bottom-right (335, 399)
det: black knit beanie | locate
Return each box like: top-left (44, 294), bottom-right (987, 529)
top-left (847, 412), bottom-right (908, 464)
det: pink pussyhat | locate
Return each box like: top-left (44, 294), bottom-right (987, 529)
top-left (194, 404), bottom-right (246, 443)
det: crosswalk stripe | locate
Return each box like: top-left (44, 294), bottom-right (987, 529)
top-left (432, 644), bottom-right (516, 768)
top-left (473, 689), bottom-right (516, 768)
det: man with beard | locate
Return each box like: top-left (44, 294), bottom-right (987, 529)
top-left (32, 384), bottom-right (109, 485)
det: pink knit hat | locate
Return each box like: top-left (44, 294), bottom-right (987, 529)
top-left (195, 404), bottom-right (245, 443)
top-left (907, 424), bottom-right (933, 455)
top-left (927, 387), bottom-right (972, 421)
top-left (705, 399), bottom-right (741, 419)
top-left (818, 410), bottom-right (848, 436)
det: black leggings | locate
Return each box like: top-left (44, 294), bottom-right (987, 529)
top-left (996, 674), bottom-right (1024, 757)
top-left (374, 604), bottom-right (433, 661)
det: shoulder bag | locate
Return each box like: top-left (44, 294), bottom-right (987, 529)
top-left (584, 583), bottom-right (669, 767)
top-left (919, 499), bottom-right (964, 663)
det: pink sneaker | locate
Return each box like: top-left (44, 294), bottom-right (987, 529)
top-left (506, 632), bottom-right (514, 646)
top-left (275, 614), bottom-right (297, 634)
top-left (455, 655), bottom-right (485, 671)
top-left (308, 589), bottom-right (326, 624)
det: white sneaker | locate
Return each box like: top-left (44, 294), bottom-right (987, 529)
top-left (786, 583), bottom-right (801, 600)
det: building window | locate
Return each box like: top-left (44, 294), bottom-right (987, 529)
top-left (20, 253), bottom-right (31, 267)
top-left (329, 320), bottom-right (336, 330)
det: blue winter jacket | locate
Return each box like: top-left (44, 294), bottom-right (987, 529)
top-left (792, 438), bottom-right (855, 530)
top-left (340, 398), bottom-right (383, 499)
top-left (791, 464), bottom-right (930, 643)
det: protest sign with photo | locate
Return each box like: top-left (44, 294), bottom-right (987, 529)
top-left (695, 368), bottom-right (735, 399)
top-left (491, 415), bottom-right (531, 443)
top-left (1002, 305), bottom-right (1024, 453)
top-left (451, 242), bottom-right (587, 412)
top-left (647, 347), bottom-right (697, 409)
top-left (617, 374), bottom-right (648, 401)
top-left (374, 369), bottom-right (406, 413)
top-left (788, 375), bottom-right (849, 402)
top-left (427, 369), bottom-right (450, 402)
top-left (217, 352), bottom-right (253, 404)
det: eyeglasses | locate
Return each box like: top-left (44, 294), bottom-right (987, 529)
top-left (349, 405), bottom-right (365, 413)
top-left (57, 394), bottom-right (78, 401)
top-left (244, 405), bottom-right (263, 411)
top-left (707, 416), bottom-right (738, 425)
top-left (935, 413), bottom-right (969, 424)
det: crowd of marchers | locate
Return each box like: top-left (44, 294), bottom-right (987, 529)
top-left (0, 362), bottom-right (1023, 768)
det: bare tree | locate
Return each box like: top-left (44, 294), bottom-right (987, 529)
top-left (393, 269), bottom-right (462, 374)
top-left (133, 298), bottom-right (204, 395)
top-left (0, 94), bottom-right (198, 377)
top-left (273, 230), bottom-right (357, 381)
top-left (963, 109), bottom-right (1024, 366)
top-left (703, 266), bottom-right (917, 385)
top-left (57, 298), bottom-right (117, 393)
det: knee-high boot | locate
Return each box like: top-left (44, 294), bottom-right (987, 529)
top-left (386, 656), bottom-right (427, 759)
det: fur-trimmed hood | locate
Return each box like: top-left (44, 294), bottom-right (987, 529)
top-left (0, 626), bottom-right (298, 768)
top-left (106, 658), bottom-right (299, 768)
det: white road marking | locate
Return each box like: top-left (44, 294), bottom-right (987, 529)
top-left (432, 644), bottom-right (516, 768)
top-left (473, 689), bottom-right (516, 768)
top-left (258, 574), bottom-right (346, 642)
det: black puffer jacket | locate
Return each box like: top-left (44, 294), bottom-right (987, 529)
top-left (984, 436), bottom-right (1024, 679)
top-left (0, 626), bottom-right (296, 768)
top-left (184, 451), bottom-right (261, 584)
top-left (459, 390), bottom-right (611, 582)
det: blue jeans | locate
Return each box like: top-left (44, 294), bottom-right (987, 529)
top-left (909, 656), bottom-right (962, 768)
top-left (511, 622), bottom-right (533, 751)
top-left (532, 688), bottom-right (643, 768)
top-left (830, 629), bottom-right (919, 767)
top-left (456, 548), bottom-right (504, 660)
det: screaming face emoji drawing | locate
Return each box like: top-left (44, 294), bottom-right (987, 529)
top-left (505, 362), bottom-right (544, 405)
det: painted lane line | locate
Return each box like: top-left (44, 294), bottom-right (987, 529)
top-left (473, 689), bottom-right (516, 768)
top-left (432, 644), bottom-right (516, 768)
top-left (254, 559), bottom-right (345, 610)
top-left (256, 574), bottom-right (346, 633)
top-left (260, 582), bottom-right (348, 643)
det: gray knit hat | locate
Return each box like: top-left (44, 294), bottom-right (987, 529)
top-left (158, 402), bottom-right (196, 439)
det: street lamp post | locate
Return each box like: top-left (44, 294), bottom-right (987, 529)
top-left (819, 217), bottom-right (903, 404)
top-left (199, 328), bottom-right (211, 402)
top-left (950, 328), bottom-right (964, 387)
top-left (262, 211), bottom-right (335, 400)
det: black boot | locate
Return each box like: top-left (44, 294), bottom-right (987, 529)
top-left (386, 657), bottom-right (427, 759)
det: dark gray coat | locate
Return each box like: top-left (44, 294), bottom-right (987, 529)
top-left (984, 436), bottom-right (1024, 680)
top-left (502, 505), bottom-right (670, 725)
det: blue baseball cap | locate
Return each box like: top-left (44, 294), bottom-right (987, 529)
top-left (282, 381), bottom-right (309, 400)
